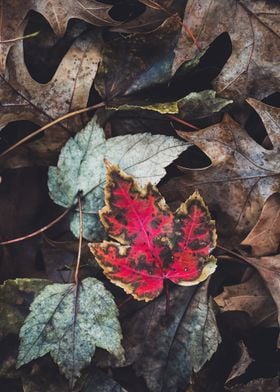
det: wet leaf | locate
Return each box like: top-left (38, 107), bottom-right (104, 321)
top-left (214, 272), bottom-right (277, 328)
top-left (0, 0), bottom-right (115, 73)
top-left (90, 163), bottom-right (217, 301)
top-left (48, 116), bottom-right (189, 240)
top-left (17, 277), bottom-right (124, 388)
top-left (161, 99), bottom-right (280, 244)
top-left (0, 278), bottom-right (50, 338)
top-left (173, 0), bottom-right (280, 101)
top-left (119, 280), bottom-right (220, 392)
top-left (0, 32), bottom-right (102, 168)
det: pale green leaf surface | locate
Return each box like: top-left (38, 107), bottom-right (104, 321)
top-left (17, 277), bottom-right (124, 387)
top-left (48, 117), bottom-right (189, 239)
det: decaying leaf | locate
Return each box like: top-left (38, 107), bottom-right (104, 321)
top-left (214, 272), bottom-right (277, 328)
top-left (1, 32), bottom-right (102, 168)
top-left (90, 163), bottom-right (217, 301)
top-left (0, 278), bottom-right (50, 338)
top-left (173, 0), bottom-right (280, 101)
top-left (226, 341), bottom-right (253, 383)
top-left (117, 280), bottom-right (220, 392)
top-left (225, 377), bottom-right (280, 392)
top-left (0, 0), bottom-right (115, 73)
top-left (241, 193), bottom-right (280, 257)
top-left (161, 99), bottom-right (280, 244)
top-left (48, 116), bottom-right (190, 240)
top-left (244, 255), bottom-right (280, 345)
top-left (17, 277), bottom-right (124, 387)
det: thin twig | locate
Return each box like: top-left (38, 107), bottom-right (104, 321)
top-left (0, 31), bottom-right (39, 44)
top-left (74, 194), bottom-right (83, 286)
top-left (0, 101), bottom-right (105, 158)
top-left (168, 114), bottom-right (199, 130)
top-left (216, 245), bottom-right (251, 264)
top-left (0, 207), bottom-right (71, 245)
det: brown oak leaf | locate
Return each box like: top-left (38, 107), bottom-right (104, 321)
top-left (173, 0), bottom-right (280, 101)
top-left (161, 99), bottom-right (280, 244)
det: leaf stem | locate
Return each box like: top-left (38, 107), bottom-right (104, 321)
top-left (216, 245), bottom-right (250, 264)
top-left (0, 31), bottom-right (40, 44)
top-left (74, 194), bottom-right (83, 286)
top-left (164, 279), bottom-right (170, 318)
top-left (0, 207), bottom-right (71, 245)
top-left (0, 101), bottom-right (105, 158)
top-left (168, 114), bottom-right (199, 130)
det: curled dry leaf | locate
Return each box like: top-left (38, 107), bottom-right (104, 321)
top-left (89, 163), bottom-right (217, 302)
top-left (0, 32), bottom-right (102, 168)
top-left (161, 99), bottom-right (280, 244)
top-left (225, 377), bottom-right (280, 392)
top-left (48, 116), bottom-right (190, 240)
top-left (0, 0), bottom-right (115, 73)
top-left (241, 193), bottom-right (280, 257)
top-left (226, 341), bottom-right (253, 383)
top-left (17, 277), bottom-right (124, 388)
top-left (214, 272), bottom-right (278, 328)
top-left (173, 0), bottom-right (280, 101)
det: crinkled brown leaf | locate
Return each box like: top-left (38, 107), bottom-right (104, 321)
top-left (0, 32), bottom-right (102, 168)
top-left (173, 0), bottom-right (280, 101)
top-left (0, 0), bottom-right (114, 73)
top-left (214, 272), bottom-right (277, 328)
top-left (241, 193), bottom-right (280, 257)
top-left (161, 99), bottom-right (280, 244)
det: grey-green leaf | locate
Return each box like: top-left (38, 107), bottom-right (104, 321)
top-left (17, 277), bottom-right (124, 388)
top-left (48, 117), bottom-right (189, 240)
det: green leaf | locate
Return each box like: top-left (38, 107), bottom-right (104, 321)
top-left (48, 116), bottom-right (189, 240)
top-left (110, 90), bottom-right (232, 117)
top-left (17, 277), bottom-right (124, 388)
top-left (0, 279), bottom-right (50, 338)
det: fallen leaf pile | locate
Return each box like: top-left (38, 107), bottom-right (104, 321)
top-left (0, 1), bottom-right (279, 391)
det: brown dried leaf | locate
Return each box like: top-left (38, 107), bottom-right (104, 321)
top-left (214, 272), bottom-right (278, 328)
top-left (241, 193), bottom-right (280, 257)
top-left (225, 377), bottom-right (280, 392)
top-left (244, 255), bottom-right (280, 346)
top-left (0, 0), bottom-right (114, 73)
top-left (173, 0), bottom-right (280, 101)
top-left (226, 341), bottom-right (253, 383)
top-left (0, 32), bottom-right (102, 168)
top-left (161, 99), bottom-right (280, 244)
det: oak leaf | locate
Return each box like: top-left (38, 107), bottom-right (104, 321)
top-left (173, 0), bottom-right (280, 101)
top-left (48, 116), bottom-right (190, 240)
top-left (89, 163), bottom-right (217, 302)
top-left (17, 277), bottom-right (124, 388)
top-left (0, 0), bottom-right (115, 73)
top-left (0, 32), bottom-right (102, 168)
top-left (161, 99), bottom-right (280, 244)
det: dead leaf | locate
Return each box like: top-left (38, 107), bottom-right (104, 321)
top-left (225, 377), bottom-right (280, 392)
top-left (241, 193), bottom-right (280, 256)
top-left (244, 255), bottom-right (280, 346)
top-left (226, 341), bottom-right (253, 383)
top-left (0, 0), bottom-right (115, 73)
top-left (0, 31), bottom-right (102, 168)
top-left (214, 272), bottom-right (278, 328)
top-left (161, 99), bottom-right (280, 244)
top-left (173, 0), bottom-right (280, 101)
top-left (117, 280), bottom-right (220, 392)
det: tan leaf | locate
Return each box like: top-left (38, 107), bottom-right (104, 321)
top-left (0, 32), bottom-right (102, 168)
top-left (0, 0), bottom-right (115, 73)
top-left (173, 0), bottom-right (280, 101)
top-left (214, 272), bottom-right (278, 328)
top-left (244, 255), bottom-right (280, 346)
top-left (241, 193), bottom-right (280, 256)
top-left (226, 341), bottom-right (253, 383)
top-left (161, 99), bottom-right (280, 244)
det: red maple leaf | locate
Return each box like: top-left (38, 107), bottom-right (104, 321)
top-left (89, 163), bottom-right (217, 301)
